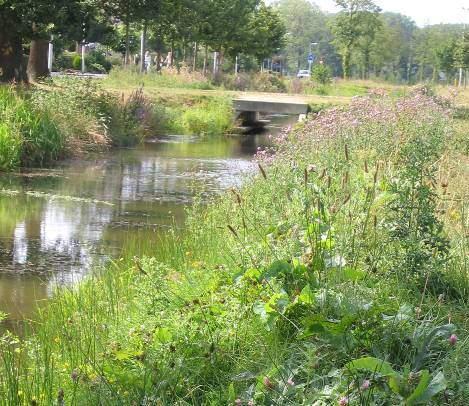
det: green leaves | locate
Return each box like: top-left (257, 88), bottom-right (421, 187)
top-left (346, 356), bottom-right (447, 404)
top-left (346, 356), bottom-right (396, 377)
top-left (253, 291), bottom-right (290, 331)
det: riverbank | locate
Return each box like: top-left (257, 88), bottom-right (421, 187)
top-left (0, 78), bottom-right (236, 171)
top-left (0, 89), bottom-right (467, 404)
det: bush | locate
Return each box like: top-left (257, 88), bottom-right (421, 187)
top-left (216, 72), bottom-right (287, 93)
top-left (180, 98), bottom-right (233, 136)
top-left (72, 54), bottom-right (82, 70)
top-left (71, 51), bottom-right (112, 73)
top-left (86, 50), bottom-right (112, 73)
top-left (311, 63), bottom-right (332, 85)
top-left (53, 53), bottom-right (75, 71)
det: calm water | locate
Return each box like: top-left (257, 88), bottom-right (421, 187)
top-left (0, 116), bottom-right (292, 323)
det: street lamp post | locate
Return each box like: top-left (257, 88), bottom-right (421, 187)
top-left (309, 42), bottom-right (318, 72)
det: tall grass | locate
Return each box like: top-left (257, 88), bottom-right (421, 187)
top-left (104, 67), bottom-right (215, 90)
top-left (0, 79), bottom-right (171, 170)
top-left (0, 86), bottom-right (64, 170)
top-left (0, 90), bottom-right (467, 405)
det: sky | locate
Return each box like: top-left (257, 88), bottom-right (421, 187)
top-left (304, 0), bottom-right (469, 27)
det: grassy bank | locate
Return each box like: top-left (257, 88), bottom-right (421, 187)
top-left (0, 89), bottom-right (467, 405)
top-left (0, 79), bottom-right (159, 171)
top-left (0, 78), bottom-right (236, 171)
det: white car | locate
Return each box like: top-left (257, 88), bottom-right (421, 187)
top-left (297, 70), bottom-right (310, 79)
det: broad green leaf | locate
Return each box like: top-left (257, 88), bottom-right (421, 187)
top-left (383, 304), bottom-right (413, 322)
top-left (262, 260), bottom-right (292, 279)
top-left (298, 284), bottom-right (315, 304)
top-left (346, 357), bottom-right (396, 377)
top-left (389, 374), bottom-right (403, 395)
top-left (232, 371), bottom-right (257, 381)
top-left (228, 383), bottom-right (236, 402)
top-left (415, 371), bottom-right (447, 404)
top-left (406, 370), bottom-right (430, 405)
top-left (154, 327), bottom-right (172, 343)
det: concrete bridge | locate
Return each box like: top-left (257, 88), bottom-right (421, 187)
top-left (234, 94), bottom-right (310, 125)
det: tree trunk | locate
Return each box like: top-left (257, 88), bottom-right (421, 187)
top-left (343, 48), bottom-right (351, 79)
top-left (363, 48), bottom-right (370, 80)
top-left (124, 21), bottom-right (130, 65)
top-left (170, 41), bottom-right (174, 66)
top-left (203, 45), bottom-right (208, 75)
top-left (192, 42), bottom-right (198, 72)
top-left (0, 27), bottom-right (27, 82)
top-left (27, 39), bottom-right (49, 82)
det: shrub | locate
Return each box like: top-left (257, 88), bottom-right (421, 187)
top-left (311, 63), bottom-right (332, 85)
top-left (53, 53), bottom-right (75, 71)
top-left (86, 50), bottom-right (112, 73)
top-left (180, 98), bottom-right (233, 136)
top-left (72, 55), bottom-right (82, 70)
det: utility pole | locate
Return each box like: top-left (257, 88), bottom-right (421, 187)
top-left (81, 41), bottom-right (86, 73)
top-left (213, 51), bottom-right (218, 74)
top-left (140, 24), bottom-right (146, 73)
top-left (48, 35), bottom-right (54, 73)
top-left (309, 42), bottom-right (318, 72)
top-left (460, 8), bottom-right (468, 87)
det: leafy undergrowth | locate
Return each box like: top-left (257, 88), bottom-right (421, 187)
top-left (0, 89), bottom-right (467, 405)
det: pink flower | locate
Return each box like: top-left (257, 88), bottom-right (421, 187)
top-left (361, 379), bottom-right (371, 390)
top-left (449, 334), bottom-right (458, 345)
top-left (287, 378), bottom-right (295, 386)
top-left (263, 376), bottom-right (273, 389)
top-left (338, 396), bottom-right (349, 406)
top-left (235, 399), bottom-right (242, 406)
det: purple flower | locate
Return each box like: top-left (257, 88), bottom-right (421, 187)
top-left (361, 379), bottom-right (371, 390)
top-left (263, 376), bottom-right (273, 389)
top-left (338, 396), bottom-right (349, 405)
top-left (449, 334), bottom-right (458, 345)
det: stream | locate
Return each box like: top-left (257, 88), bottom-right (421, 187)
top-left (0, 115), bottom-right (292, 325)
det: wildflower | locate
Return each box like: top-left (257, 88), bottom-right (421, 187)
top-left (263, 376), bottom-right (273, 389)
top-left (287, 378), bottom-right (295, 386)
top-left (449, 334), bottom-right (458, 345)
top-left (247, 401), bottom-right (254, 406)
top-left (235, 399), bottom-right (242, 406)
top-left (71, 369), bottom-right (79, 383)
top-left (360, 379), bottom-right (371, 390)
top-left (338, 396), bottom-right (349, 405)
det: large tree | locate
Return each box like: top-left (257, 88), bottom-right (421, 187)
top-left (0, 0), bottom-right (106, 82)
top-left (275, 0), bottom-right (329, 72)
top-left (331, 0), bottom-right (381, 79)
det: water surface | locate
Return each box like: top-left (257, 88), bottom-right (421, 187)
top-left (0, 116), bottom-right (291, 323)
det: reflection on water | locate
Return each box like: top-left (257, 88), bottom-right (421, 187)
top-left (0, 116), bottom-right (293, 322)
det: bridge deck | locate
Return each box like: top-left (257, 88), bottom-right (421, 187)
top-left (234, 95), bottom-right (310, 115)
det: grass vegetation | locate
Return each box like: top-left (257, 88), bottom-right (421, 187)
top-left (0, 77), bottom-right (236, 171)
top-left (0, 87), bottom-right (467, 405)
top-left (0, 79), bottom-right (156, 170)
top-left (105, 66), bottom-right (215, 91)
